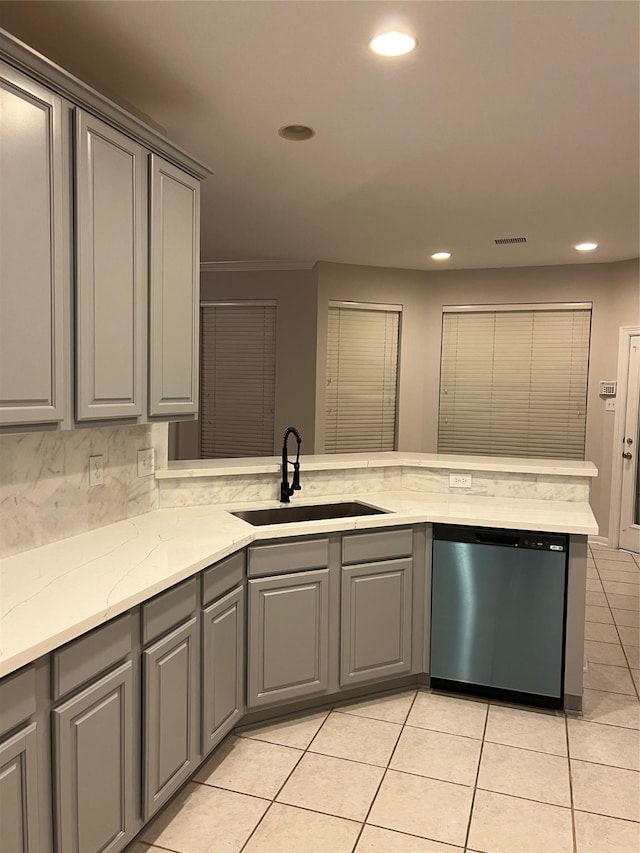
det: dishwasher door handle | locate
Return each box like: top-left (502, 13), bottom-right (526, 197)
top-left (473, 532), bottom-right (520, 547)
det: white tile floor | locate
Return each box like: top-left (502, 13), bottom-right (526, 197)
top-left (129, 544), bottom-right (640, 853)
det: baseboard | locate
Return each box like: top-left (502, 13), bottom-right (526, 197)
top-left (588, 534), bottom-right (611, 547)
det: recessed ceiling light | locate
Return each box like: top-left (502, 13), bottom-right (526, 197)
top-left (369, 31), bottom-right (417, 57)
top-left (431, 252), bottom-right (451, 261)
top-left (575, 242), bottom-right (598, 252)
top-left (278, 125), bottom-right (316, 141)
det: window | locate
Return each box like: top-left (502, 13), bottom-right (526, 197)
top-left (438, 304), bottom-right (591, 459)
top-left (200, 302), bottom-right (276, 457)
top-left (325, 302), bottom-right (401, 453)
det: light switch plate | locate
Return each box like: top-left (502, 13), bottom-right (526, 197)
top-left (605, 399), bottom-right (616, 412)
top-left (449, 473), bottom-right (472, 488)
top-left (89, 455), bottom-right (104, 487)
top-left (138, 448), bottom-right (155, 477)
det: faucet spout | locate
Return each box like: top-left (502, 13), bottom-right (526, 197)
top-left (280, 426), bottom-right (302, 503)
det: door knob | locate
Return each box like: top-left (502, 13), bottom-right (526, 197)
top-left (626, 437), bottom-right (634, 445)
top-left (622, 452), bottom-right (633, 460)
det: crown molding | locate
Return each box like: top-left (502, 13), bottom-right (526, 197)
top-left (0, 30), bottom-right (212, 179)
top-left (200, 260), bottom-right (317, 272)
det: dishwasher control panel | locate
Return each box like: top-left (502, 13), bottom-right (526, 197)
top-left (522, 537), bottom-right (565, 551)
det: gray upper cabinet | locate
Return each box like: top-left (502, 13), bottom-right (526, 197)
top-left (75, 110), bottom-right (146, 421)
top-left (248, 569), bottom-right (330, 708)
top-left (143, 616), bottom-right (200, 819)
top-left (341, 557), bottom-right (413, 687)
top-left (202, 586), bottom-right (244, 756)
top-left (0, 34), bottom-right (209, 434)
top-left (52, 661), bottom-right (135, 853)
top-left (148, 155), bottom-right (200, 417)
top-left (0, 723), bottom-right (41, 853)
top-left (0, 62), bottom-right (67, 427)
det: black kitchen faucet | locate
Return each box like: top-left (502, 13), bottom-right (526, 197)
top-left (280, 426), bottom-right (302, 503)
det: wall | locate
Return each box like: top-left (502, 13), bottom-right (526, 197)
top-left (172, 267), bottom-right (319, 459)
top-left (0, 423), bottom-right (168, 558)
top-left (316, 258), bottom-right (640, 540)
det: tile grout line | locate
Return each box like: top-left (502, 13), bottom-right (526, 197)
top-left (462, 696), bottom-right (490, 852)
top-left (601, 570), bottom-right (640, 703)
top-left (589, 562), bottom-right (639, 701)
top-left (237, 708), bottom-right (332, 853)
top-left (565, 710), bottom-right (578, 853)
top-left (346, 688), bottom-right (420, 853)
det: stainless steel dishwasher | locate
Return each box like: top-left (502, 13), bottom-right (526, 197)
top-left (430, 523), bottom-right (568, 708)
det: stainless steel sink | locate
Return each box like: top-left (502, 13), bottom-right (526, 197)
top-left (231, 501), bottom-right (388, 525)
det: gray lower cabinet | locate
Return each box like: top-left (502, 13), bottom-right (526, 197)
top-left (341, 558), bottom-right (413, 686)
top-left (143, 615), bottom-right (200, 819)
top-left (202, 586), bottom-right (244, 756)
top-left (52, 661), bottom-right (135, 853)
top-left (0, 723), bottom-right (41, 853)
top-left (248, 569), bottom-right (329, 708)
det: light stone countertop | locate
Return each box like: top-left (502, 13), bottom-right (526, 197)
top-left (159, 452), bottom-right (599, 479)
top-left (0, 490), bottom-right (598, 678)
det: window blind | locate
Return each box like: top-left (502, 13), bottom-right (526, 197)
top-left (438, 306), bottom-right (591, 459)
top-left (200, 303), bottom-right (276, 458)
top-left (325, 305), bottom-right (400, 453)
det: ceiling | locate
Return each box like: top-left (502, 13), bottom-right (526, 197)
top-left (1, 0), bottom-right (638, 271)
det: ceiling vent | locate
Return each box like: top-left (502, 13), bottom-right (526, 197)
top-left (494, 236), bottom-right (527, 244)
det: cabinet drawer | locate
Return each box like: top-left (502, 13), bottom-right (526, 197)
top-left (248, 537), bottom-right (329, 578)
top-left (0, 665), bottom-right (36, 736)
top-left (202, 551), bottom-right (245, 606)
top-left (342, 528), bottom-right (413, 564)
top-left (53, 613), bottom-right (133, 700)
top-left (142, 577), bottom-right (198, 645)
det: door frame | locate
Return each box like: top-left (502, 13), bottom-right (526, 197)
top-left (608, 325), bottom-right (640, 549)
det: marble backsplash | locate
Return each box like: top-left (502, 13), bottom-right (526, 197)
top-left (401, 468), bottom-right (591, 502)
top-left (158, 466), bottom-right (404, 508)
top-left (157, 463), bottom-right (591, 508)
top-left (0, 423), bottom-right (168, 558)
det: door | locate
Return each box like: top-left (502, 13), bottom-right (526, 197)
top-left (0, 62), bottom-right (67, 427)
top-left (143, 616), bottom-right (199, 819)
top-left (75, 109), bottom-right (145, 420)
top-left (248, 570), bottom-right (329, 708)
top-left (202, 586), bottom-right (244, 756)
top-left (53, 662), bottom-right (134, 853)
top-left (148, 155), bottom-right (200, 417)
top-left (0, 723), bottom-right (40, 853)
top-left (619, 334), bottom-right (640, 552)
top-left (341, 559), bottom-right (413, 686)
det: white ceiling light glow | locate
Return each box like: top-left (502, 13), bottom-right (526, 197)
top-left (575, 242), bottom-right (598, 252)
top-left (431, 252), bottom-right (452, 260)
top-left (369, 31), bottom-right (417, 57)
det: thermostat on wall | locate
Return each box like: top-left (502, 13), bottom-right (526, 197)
top-left (599, 381), bottom-right (617, 396)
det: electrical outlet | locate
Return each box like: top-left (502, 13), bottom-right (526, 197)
top-left (89, 455), bottom-right (104, 487)
top-left (449, 473), bottom-right (472, 488)
top-left (605, 399), bottom-right (616, 412)
top-left (137, 448), bottom-right (155, 477)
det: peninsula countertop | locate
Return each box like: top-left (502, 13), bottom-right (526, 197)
top-left (0, 489), bottom-right (597, 678)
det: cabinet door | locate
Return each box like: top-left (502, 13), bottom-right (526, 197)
top-left (75, 110), bottom-right (145, 420)
top-left (143, 616), bottom-right (199, 819)
top-left (202, 586), bottom-right (244, 756)
top-left (0, 723), bottom-right (40, 853)
top-left (0, 62), bottom-right (66, 426)
top-left (148, 155), bottom-right (200, 417)
top-left (53, 661), bottom-right (134, 853)
top-left (341, 559), bottom-right (413, 686)
top-left (248, 570), bottom-right (329, 708)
